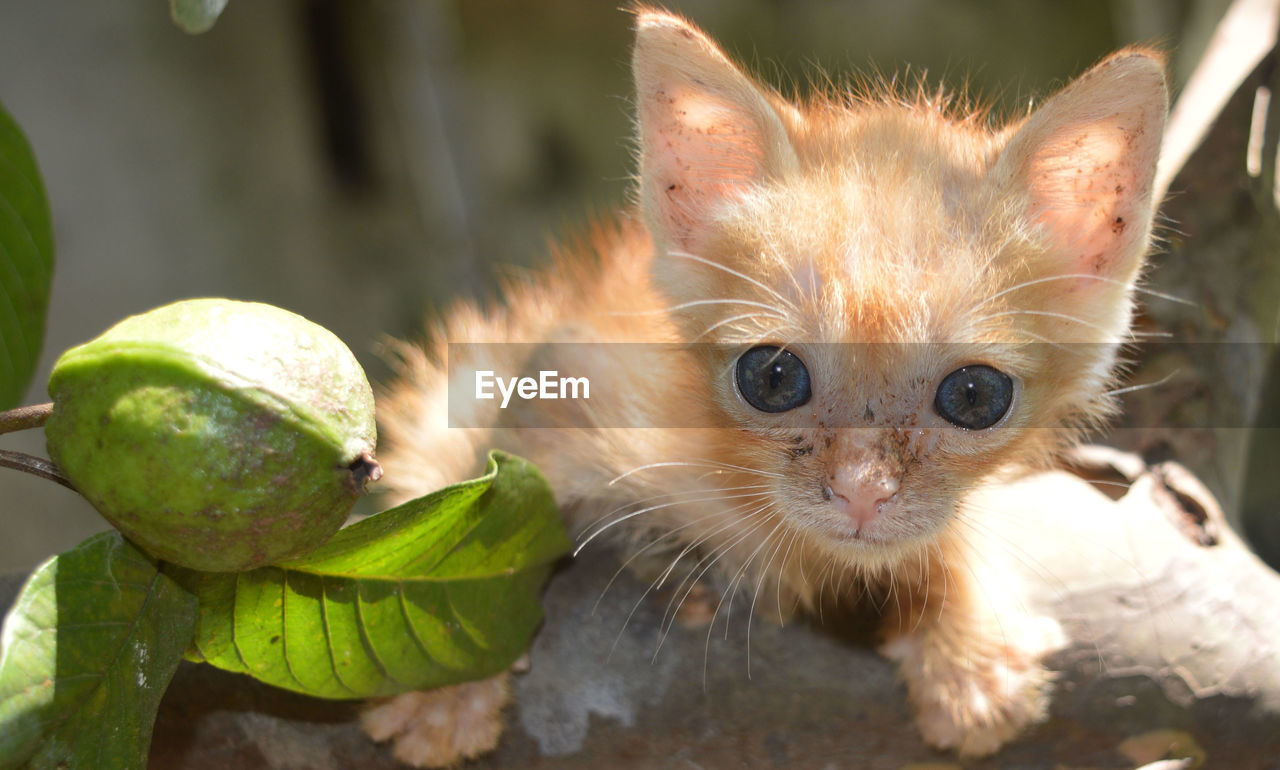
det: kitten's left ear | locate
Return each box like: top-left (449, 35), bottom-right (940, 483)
top-left (993, 50), bottom-right (1168, 288)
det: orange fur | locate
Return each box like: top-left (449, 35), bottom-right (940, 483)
top-left (368, 8), bottom-right (1167, 765)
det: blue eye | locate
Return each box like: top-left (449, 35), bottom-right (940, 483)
top-left (934, 365), bottom-right (1013, 429)
top-left (736, 346), bottom-right (812, 413)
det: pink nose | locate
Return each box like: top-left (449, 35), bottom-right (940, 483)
top-left (825, 461), bottom-right (900, 527)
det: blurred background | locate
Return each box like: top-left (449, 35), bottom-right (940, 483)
top-left (2, 0), bottom-right (1272, 574)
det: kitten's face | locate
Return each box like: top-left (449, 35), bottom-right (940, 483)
top-left (632, 10), bottom-right (1166, 561)
top-left (682, 171), bottom-right (1048, 554)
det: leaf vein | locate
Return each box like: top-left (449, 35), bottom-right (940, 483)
top-left (319, 576), bottom-right (358, 696)
top-left (395, 582), bottom-right (436, 664)
top-left (355, 584), bottom-right (403, 689)
top-left (229, 571), bottom-right (254, 674)
top-left (278, 572), bottom-right (306, 692)
top-left (64, 557), bottom-right (168, 732)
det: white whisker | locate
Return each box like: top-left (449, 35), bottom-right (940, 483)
top-left (578, 483), bottom-right (774, 534)
top-left (653, 508), bottom-right (776, 660)
top-left (668, 249), bottom-right (801, 315)
top-left (689, 311), bottom-right (789, 342)
top-left (974, 273), bottom-right (1195, 313)
top-left (662, 298), bottom-right (799, 317)
top-left (575, 490), bottom-right (770, 556)
top-left (971, 308), bottom-right (1117, 338)
top-left (702, 509), bottom-right (785, 686)
top-left (718, 511), bottom-right (785, 639)
top-left (747, 524), bottom-right (802, 678)
top-left (609, 460), bottom-right (784, 485)
top-left (1105, 369), bottom-right (1179, 397)
top-left (607, 506), bottom-right (767, 660)
top-left (774, 523), bottom-right (803, 627)
top-left (591, 501), bottom-right (765, 615)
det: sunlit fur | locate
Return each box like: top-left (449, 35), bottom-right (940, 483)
top-left (375, 7), bottom-right (1167, 761)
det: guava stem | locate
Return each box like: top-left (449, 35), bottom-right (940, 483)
top-left (347, 451), bottom-right (384, 494)
top-left (0, 402), bottom-right (53, 435)
top-left (0, 449), bottom-right (76, 491)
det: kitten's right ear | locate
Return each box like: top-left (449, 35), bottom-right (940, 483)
top-left (633, 9), bottom-right (797, 255)
top-left (992, 50), bottom-right (1168, 291)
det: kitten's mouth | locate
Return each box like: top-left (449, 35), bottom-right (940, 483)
top-left (827, 520), bottom-right (895, 546)
top-left (816, 488), bottom-right (903, 546)
top-left (818, 506), bottom-right (936, 551)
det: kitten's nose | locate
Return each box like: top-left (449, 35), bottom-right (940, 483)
top-left (825, 461), bottom-right (900, 527)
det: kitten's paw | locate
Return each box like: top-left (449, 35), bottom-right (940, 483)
top-left (360, 672), bottom-right (511, 768)
top-left (907, 650), bottom-right (1054, 757)
top-left (883, 615), bottom-right (1065, 757)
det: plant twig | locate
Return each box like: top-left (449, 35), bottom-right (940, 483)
top-left (0, 402), bottom-right (53, 435)
top-left (0, 448), bottom-right (75, 491)
top-left (1157, 0), bottom-right (1280, 200)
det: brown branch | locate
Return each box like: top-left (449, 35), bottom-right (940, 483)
top-left (1157, 0), bottom-right (1280, 200)
top-left (0, 448), bottom-right (75, 491)
top-left (0, 402), bottom-right (53, 435)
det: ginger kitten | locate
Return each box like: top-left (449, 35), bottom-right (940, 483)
top-left (364, 8), bottom-right (1167, 765)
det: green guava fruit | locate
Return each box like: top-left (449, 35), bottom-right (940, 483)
top-left (45, 298), bottom-right (381, 572)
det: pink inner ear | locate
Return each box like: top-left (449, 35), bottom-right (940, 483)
top-left (1025, 115), bottom-right (1156, 281)
top-left (642, 84), bottom-right (768, 251)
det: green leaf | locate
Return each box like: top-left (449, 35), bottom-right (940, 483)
top-left (169, 0), bottom-right (230, 34)
top-left (0, 99), bottom-right (54, 410)
top-left (184, 450), bottom-right (569, 699)
top-left (0, 532), bottom-right (199, 769)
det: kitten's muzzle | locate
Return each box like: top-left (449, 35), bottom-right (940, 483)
top-left (824, 459), bottom-right (901, 529)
